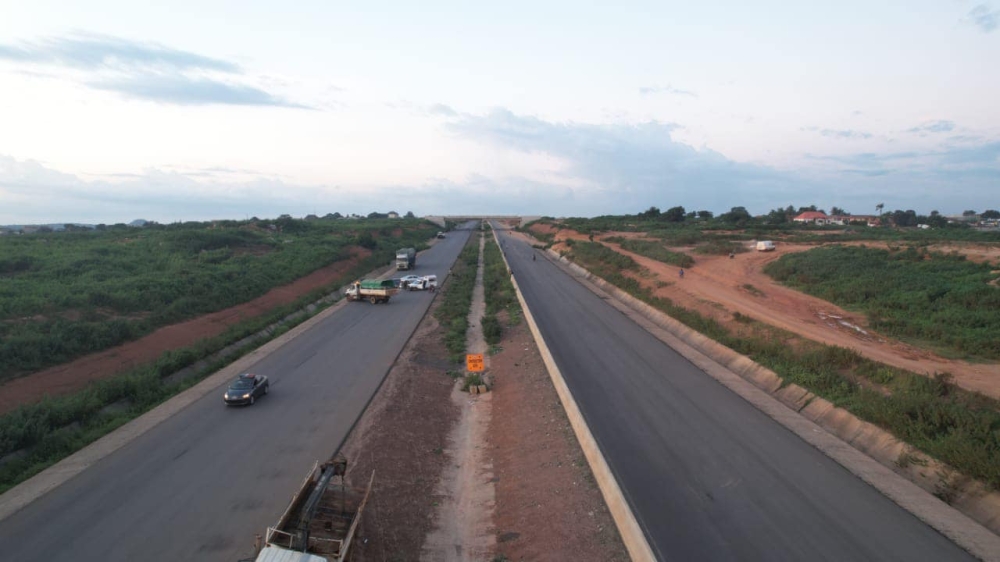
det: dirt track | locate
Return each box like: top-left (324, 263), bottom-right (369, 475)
top-left (530, 223), bottom-right (1000, 399)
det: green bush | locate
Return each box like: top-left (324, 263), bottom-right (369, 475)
top-left (435, 235), bottom-right (480, 362)
top-left (481, 315), bottom-right (502, 345)
top-left (483, 234), bottom-right (518, 318)
top-left (764, 245), bottom-right (1000, 360)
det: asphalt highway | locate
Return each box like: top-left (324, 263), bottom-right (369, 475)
top-left (493, 225), bottom-right (972, 562)
top-left (0, 225), bottom-right (474, 562)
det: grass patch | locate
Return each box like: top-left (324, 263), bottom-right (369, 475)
top-left (604, 237), bottom-right (695, 268)
top-left (462, 373), bottom-right (484, 391)
top-left (695, 240), bottom-right (748, 256)
top-left (481, 233), bottom-right (521, 346)
top-left (765, 245), bottom-right (1000, 360)
top-left (434, 234), bottom-right (480, 363)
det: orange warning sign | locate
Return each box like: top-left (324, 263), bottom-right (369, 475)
top-left (466, 353), bottom-right (484, 372)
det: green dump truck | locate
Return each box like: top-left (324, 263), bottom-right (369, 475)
top-left (345, 279), bottom-right (398, 304)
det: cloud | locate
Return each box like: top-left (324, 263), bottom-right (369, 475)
top-left (639, 85), bottom-right (698, 97)
top-left (968, 5), bottom-right (999, 32)
top-left (0, 155), bottom-right (319, 224)
top-left (89, 73), bottom-right (309, 108)
top-left (443, 108), bottom-right (806, 214)
top-left (0, 32), bottom-right (306, 108)
top-left (842, 169), bottom-right (892, 177)
top-left (806, 128), bottom-right (873, 140)
top-left (439, 108), bottom-right (1000, 216)
top-left (808, 141), bottom-right (1000, 186)
top-left (428, 103), bottom-right (458, 117)
top-left (0, 32), bottom-right (237, 72)
top-left (907, 120), bottom-right (955, 135)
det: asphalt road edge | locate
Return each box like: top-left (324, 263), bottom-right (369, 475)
top-left (542, 247), bottom-right (1000, 562)
top-left (490, 226), bottom-right (657, 562)
top-left (0, 259), bottom-right (415, 524)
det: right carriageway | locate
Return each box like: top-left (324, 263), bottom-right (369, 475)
top-left (491, 224), bottom-right (976, 562)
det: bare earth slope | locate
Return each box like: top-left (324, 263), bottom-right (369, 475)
top-left (531, 224), bottom-right (1000, 399)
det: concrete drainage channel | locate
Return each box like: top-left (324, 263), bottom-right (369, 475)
top-left (531, 242), bottom-right (1000, 561)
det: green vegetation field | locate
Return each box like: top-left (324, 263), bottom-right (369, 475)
top-left (604, 236), bottom-right (695, 268)
top-left (481, 229), bottom-right (519, 346)
top-left (435, 229), bottom-right (481, 363)
top-left (764, 245), bottom-right (1000, 360)
top-left (0, 217), bottom-right (436, 381)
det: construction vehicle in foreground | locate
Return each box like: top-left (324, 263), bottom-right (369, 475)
top-left (248, 456), bottom-right (374, 562)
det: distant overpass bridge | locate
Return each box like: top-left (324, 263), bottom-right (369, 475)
top-left (424, 216), bottom-right (541, 228)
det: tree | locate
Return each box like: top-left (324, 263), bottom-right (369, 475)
top-left (981, 209), bottom-right (999, 220)
top-left (662, 206), bottom-right (686, 222)
top-left (404, 211), bottom-right (416, 219)
top-left (355, 231), bottom-right (377, 249)
top-left (830, 206), bottom-right (848, 216)
top-left (876, 203), bottom-right (884, 214)
top-left (927, 213), bottom-right (948, 228)
top-left (766, 208), bottom-right (788, 224)
top-left (639, 206), bottom-right (660, 219)
top-left (890, 209), bottom-right (918, 227)
top-left (367, 211), bottom-right (388, 219)
top-left (963, 210), bottom-right (977, 217)
top-left (720, 206), bottom-right (751, 224)
top-left (697, 210), bottom-right (714, 219)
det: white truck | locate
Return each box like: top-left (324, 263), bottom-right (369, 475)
top-left (405, 275), bottom-right (438, 291)
top-left (249, 457), bottom-right (374, 562)
top-left (395, 247), bottom-right (416, 270)
top-left (756, 240), bottom-right (776, 252)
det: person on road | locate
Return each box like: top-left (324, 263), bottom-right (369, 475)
top-left (679, 268), bottom-right (685, 279)
top-left (533, 253), bottom-right (536, 261)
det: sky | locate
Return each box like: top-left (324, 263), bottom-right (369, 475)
top-left (0, 1), bottom-right (998, 224)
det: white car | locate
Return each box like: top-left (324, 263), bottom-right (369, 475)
top-left (399, 275), bottom-right (422, 288)
top-left (408, 275), bottom-right (438, 291)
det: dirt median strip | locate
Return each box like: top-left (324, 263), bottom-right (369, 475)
top-left (542, 247), bottom-right (1000, 562)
